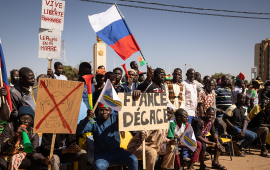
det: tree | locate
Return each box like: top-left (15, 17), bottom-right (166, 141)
top-left (211, 72), bottom-right (234, 81)
top-left (63, 65), bottom-right (78, 80)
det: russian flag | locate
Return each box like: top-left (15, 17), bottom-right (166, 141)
top-left (89, 5), bottom-right (141, 61)
top-left (0, 40), bottom-right (13, 112)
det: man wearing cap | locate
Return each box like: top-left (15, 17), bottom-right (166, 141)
top-left (164, 68), bottom-right (185, 111)
top-left (0, 106), bottom-right (54, 169)
top-left (118, 69), bottom-right (139, 92)
top-left (77, 104), bottom-right (138, 170)
top-left (138, 70), bottom-right (146, 83)
top-left (246, 80), bottom-right (262, 111)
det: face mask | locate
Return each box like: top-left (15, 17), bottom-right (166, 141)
top-left (13, 76), bottom-right (20, 84)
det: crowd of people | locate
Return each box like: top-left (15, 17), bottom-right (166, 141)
top-left (0, 60), bottom-right (269, 170)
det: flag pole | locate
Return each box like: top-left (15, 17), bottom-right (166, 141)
top-left (114, 3), bottom-right (148, 66)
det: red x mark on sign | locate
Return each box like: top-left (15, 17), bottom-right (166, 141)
top-left (35, 80), bottom-right (83, 133)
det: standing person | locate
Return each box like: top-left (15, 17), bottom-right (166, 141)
top-left (232, 79), bottom-right (245, 104)
top-left (246, 80), bottom-right (261, 112)
top-left (181, 68), bottom-right (197, 161)
top-left (164, 68), bottom-right (185, 111)
top-left (0, 87), bottom-right (11, 135)
top-left (248, 103), bottom-right (270, 157)
top-left (203, 76), bottom-right (210, 86)
top-left (197, 79), bottom-right (216, 118)
top-left (9, 69), bottom-right (19, 88)
top-left (192, 107), bottom-right (227, 170)
top-left (94, 69), bottom-right (106, 92)
top-left (77, 105), bottom-right (138, 170)
top-left (138, 71), bottom-right (146, 83)
top-left (10, 67), bottom-right (37, 121)
top-left (0, 106), bottom-right (54, 170)
top-left (47, 62), bottom-right (67, 80)
top-left (223, 93), bottom-right (257, 156)
top-left (130, 61), bottom-right (139, 72)
top-left (118, 69), bottom-right (139, 92)
top-left (194, 72), bottom-right (203, 93)
top-left (113, 67), bottom-right (123, 88)
top-left (98, 65), bottom-right (105, 70)
top-left (215, 75), bottom-right (232, 118)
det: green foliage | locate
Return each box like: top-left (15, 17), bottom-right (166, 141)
top-left (211, 72), bottom-right (234, 81)
top-left (63, 65), bottom-right (79, 80)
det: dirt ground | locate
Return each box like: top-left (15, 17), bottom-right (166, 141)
top-left (192, 145), bottom-right (270, 170)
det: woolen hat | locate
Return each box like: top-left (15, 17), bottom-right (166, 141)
top-left (17, 106), bottom-right (35, 119)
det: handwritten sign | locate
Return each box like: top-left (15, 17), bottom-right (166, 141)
top-left (118, 93), bottom-right (169, 131)
top-left (38, 28), bottom-right (61, 60)
top-left (33, 78), bottom-right (84, 134)
top-left (41, 0), bottom-right (65, 31)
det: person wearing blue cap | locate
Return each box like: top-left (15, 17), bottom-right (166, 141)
top-left (0, 106), bottom-right (54, 170)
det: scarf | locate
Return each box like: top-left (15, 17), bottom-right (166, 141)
top-left (201, 119), bottom-right (213, 138)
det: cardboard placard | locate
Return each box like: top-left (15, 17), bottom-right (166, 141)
top-left (118, 93), bottom-right (169, 131)
top-left (33, 78), bottom-right (84, 134)
top-left (38, 28), bottom-right (61, 60)
top-left (41, 0), bottom-right (65, 31)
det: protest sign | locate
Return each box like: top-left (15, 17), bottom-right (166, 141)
top-left (38, 28), bottom-right (61, 60)
top-left (118, 93), bottom-right (169, 131)
top-left (41, 0), bottom-right (65, 31)
top-left (33, 78), bottom-right (84, 134)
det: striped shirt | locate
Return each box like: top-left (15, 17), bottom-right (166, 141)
top-left (215, 86), bottom-right (232, 117)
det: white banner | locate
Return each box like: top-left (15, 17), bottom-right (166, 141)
top-left (38, 28), bottom-right (61, 60)
top-left (41, 0), bottom-right (65, 31)
top-left (180, 125), bottom-right (197, 152)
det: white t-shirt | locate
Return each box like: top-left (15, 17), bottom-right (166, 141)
top-left (54, 74), bottom-right (67, 80)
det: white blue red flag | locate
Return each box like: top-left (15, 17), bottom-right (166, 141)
top-left (180, 124), bottom-right (197, 152)
top-left (88, 5), bottom-right (141, 61)
top-left (97, 79), bottom-right (122, 111)
top-left (0, 40), bottom-right (13, 112)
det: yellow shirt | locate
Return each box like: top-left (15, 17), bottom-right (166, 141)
top-left (248, 104), bottom-right (263, 120)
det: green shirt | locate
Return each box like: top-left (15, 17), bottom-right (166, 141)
top-left (0, 119), bottom-right (7, 134)
top-left (167, 120), bottom-right (187, 138)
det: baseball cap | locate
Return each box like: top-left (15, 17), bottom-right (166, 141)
top-left (154, 68), bottom-right (165, 77)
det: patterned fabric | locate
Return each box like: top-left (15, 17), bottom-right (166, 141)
top-left (1, 135), bottom-right (24, 162)
top-left (201, 120), bottom-right (213, 138)
top-left (215, 86), bottom-right (232, 117)
top-left (197, 89), bottom-right (216, 117)
top-left (8, 152), bottom-right (27, 170)
top-left (164, 81), bottom-right (185, 110)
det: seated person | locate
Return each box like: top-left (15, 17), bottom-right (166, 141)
top-left (76, 104), bottom-right (138, 170)
top-left (41, 134), bottom-right (87, 170)
top-left (248, 98), bottom-right (269, 120)
top-left (223, 93), bottom-right (257, 157)
top-left (248, 103), bottom-right (270, 157)
top-left (0, 106), bottom-right (54, 170)
top-left (127, 129), bottom-right (175, 170)
top-left (192, 107), bottom-right (227, 170)
top-left (167, 108), bottom-right (201, 170)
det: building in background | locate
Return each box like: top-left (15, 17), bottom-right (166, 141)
top-left (254, 39), bottom-right (270, 82)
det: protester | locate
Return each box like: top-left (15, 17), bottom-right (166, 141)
top-left (246, 80), bottom-right (261, 112)
top-left (256, 76), bottom-right (262, 82)
top-left (138, 71), bottom-right (146, 83)
top-left (77, 104), bottom-right (138, 170)
top-left (248, 103), bottom-right (270, 157)
top-left (47, 62), bottom-right (67, 80)
top-left (192, 107), bottom-right (227, 170)
top-left (0, 106), bottom-right (54, 170)
top-left (127, 129), bottom-right (174, 170)
top-left (41, 133), bottom-right (87, 170)
top-left (215, 75), bottom-right (232, 118)
top-left (130, 61), bottom-right (139, 72)
top-left (77, 62), bottom-right (95, 123)
top-left (118, 69), bottom-right (139, 92)
top-left (0, 87), bottom-right (11, 135)
top-left (203, 76), bottom-right (210, 86)
top-left (232, 79), bottom-right (245, 104)
top-left (197, 79), bottom-right (216, 118)
top-left (9, 69), bottom-right (19, 88)
top-left (164, 68), bottom-right (185, 111)
top-left (194, 72), bottom-right (203, 92)
top-left (10, 67), bottom-right (37, 121)
top-left (98, 65), bottom-right (105, 70)
top-left (248, 98), bottom-right (269, 120)
top-left (167, 109), bottom-right (201, 170)
top-left (167, 103), bottom-right (175, 121)
top-left (223, 93), bottom-right (257, 156)
top-left (113, 67), bottom-right (123, 88)
top-left (94, 69), bottom-right (106, 91)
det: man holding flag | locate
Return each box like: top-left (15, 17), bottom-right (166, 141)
top-left (76, 79), bottom-right (138, 170)
top-left (0, 40), bottom-right (13, 134)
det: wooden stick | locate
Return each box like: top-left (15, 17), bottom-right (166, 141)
top-left (0, 69), bottom-right (6, 104)
top-left (48, 133), bottom-right (56, 170)
top-left (48, 59), bottom-right (52, 69)
top-left (142, 139), bottom-right (146, 169)
top-left (92, 100), bottom-right (99, 113)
